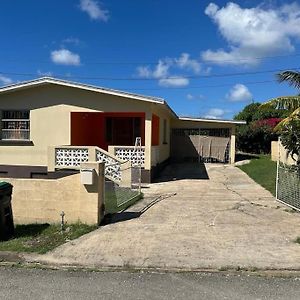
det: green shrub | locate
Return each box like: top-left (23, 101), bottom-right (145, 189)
top-left (236, 124), bottom-right (277, 154)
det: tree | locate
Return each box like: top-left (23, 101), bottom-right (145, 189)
top-left (261, 71), bottom-right (300, 129)
top-left (260, 70), bottom-right (300, 166)
top-left (234, 102), bottom-right (288, 123)
top-left (234, 102), bottom-right (287, 154)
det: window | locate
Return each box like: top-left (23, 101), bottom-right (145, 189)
top-left (1, 110), bottom-right (30, 140)
top-left (163, 119), bottom-right (167, 144)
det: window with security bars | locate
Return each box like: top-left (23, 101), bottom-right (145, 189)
top-left (1, 110), bottom-right (30, 140)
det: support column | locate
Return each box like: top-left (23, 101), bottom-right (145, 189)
top-left (144, 111), bottom-right (152, 171)
top-left (230, 126), bottom-right (236, 164)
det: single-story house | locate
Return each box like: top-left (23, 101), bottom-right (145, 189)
top-left (0, 77), bottom-right (245, 182)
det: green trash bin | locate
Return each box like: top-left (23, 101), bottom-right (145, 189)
top-left (0, 182), bottom-right (14, 241)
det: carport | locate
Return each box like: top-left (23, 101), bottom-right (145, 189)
top-left (170, 117), bottom-right (245, 164)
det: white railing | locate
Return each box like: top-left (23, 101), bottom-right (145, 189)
top-left (95, 147), bottom-right (123, 182)
top-left (108, 145), bottom-right (145, 167)
top-left (51, 146), bottom-right (128, 182)
top-left (55, 147), bottom-right (89, 168)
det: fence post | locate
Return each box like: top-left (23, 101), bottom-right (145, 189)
top-left (275, 160), bottom-right (279, 200)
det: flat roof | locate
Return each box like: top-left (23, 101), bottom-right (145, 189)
top-left (179, 117), bottom-right (246, 125)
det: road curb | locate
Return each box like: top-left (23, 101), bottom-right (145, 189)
top-left (2, 258), bottom-right (300, 278)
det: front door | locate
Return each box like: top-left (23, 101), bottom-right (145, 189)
top-left (113, 118), bottom-right (133, 145)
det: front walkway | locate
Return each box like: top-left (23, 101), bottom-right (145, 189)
top-left (33, 163), bottom-right (300, 270)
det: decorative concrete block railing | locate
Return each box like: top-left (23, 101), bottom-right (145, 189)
top-left (95, 147), bottom-right (123, 182)
top-left (54, 147), bottom-right (89, 168)
top-left (49, 146), bottom-right (130, 183)
top-left (108, 146), bottom-right (145, 167)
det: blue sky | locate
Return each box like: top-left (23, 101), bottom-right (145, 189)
top-left (1, 0), bottom-right (300, 119)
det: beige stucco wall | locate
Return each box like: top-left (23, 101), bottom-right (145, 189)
top-left (0, 83), bottom-right (238, 170)
top-left (271, 140), bottom-right (297, 165)
top-left (0, 84), bottom-right (156, 169)
top-left (151, 104), bottom-right (172, 166)
top-left (4, 162), bottom-right (104, 225)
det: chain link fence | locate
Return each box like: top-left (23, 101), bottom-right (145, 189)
top-left (276, 161), bottom-right (300, 211)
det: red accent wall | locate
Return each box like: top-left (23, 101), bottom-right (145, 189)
top-left (71, 112), bottom-right (105, 148)
top-left (152, 114), bottom-right (160, 146)
top-left (71, 112), bottom-right (145, 150)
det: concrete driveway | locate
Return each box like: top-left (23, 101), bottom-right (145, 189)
top-left (34, 163), bottom-right (300, 270)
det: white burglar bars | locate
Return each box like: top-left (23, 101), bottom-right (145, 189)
top-left (1, 110), bottom-right (30, 140)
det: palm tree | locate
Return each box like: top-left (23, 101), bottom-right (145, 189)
top-left (261, 71), bottom-right (300, 130)
top-left (260, 70), bottom-right (300, 165)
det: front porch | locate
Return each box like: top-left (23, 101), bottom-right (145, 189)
top-left (66, 111), bottom-right (161, 182)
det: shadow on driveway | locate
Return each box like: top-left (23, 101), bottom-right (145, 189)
top-left (154, 162), bottom-right (209, 182)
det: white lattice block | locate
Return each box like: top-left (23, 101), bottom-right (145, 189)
top-left (115, 147), bottom-right (145, 167)
top-left (95, 149), bottom-right (122, 181)
top-left (55, 148), bottom-right (89, 168)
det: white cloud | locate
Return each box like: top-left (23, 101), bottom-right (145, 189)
top-left (153, 60), bottom-right (171, 78)
top-left (62, 37), bottom-right (81, 45)
top-left (136, 66), bottom-right (152, 78)
top-left (187, 93), bottom-right (194, 100)
top-left (186, 93), bottom-right (204, 100)
top-left (137, 53), bottom-right (202, 87)
top-left (79, 0), bottom-right (109, 21)
top-left (204, 108), bottom-right (225, 119)
top-left (51, 49), bottom-right (81, 66)
top-left (137, 60), bottom-right (171, 79)
top-left (226, 84), bottom-right (252, 102)
top-left (159, 76), bottom-right (189, 87)
top-left (37, 70), bottom-right (53, 77)
top-left (202, 2), bottom-right (300, 66)
top-left (175, 53), bottom-right (201, 74)
top-left (0, 75), bottom-right (13, 85)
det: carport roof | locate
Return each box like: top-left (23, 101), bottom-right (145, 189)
top-left (179, 117), bottom-right (246, 125)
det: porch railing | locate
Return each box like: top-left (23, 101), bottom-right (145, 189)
top-left (108, 145), bottom-right (145, 167)
top-left (50, 146), bottom-right (129, 182)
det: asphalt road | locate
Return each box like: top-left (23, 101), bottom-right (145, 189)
top-left (0, 267), bottom-right (300, 299)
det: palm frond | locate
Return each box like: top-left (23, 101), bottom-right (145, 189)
top-left (274, 107), bottom-right (300, 132)
top-left (259, 96), bottom-right (300, 112)
top-left (277, 71), bottom-right (300, 89)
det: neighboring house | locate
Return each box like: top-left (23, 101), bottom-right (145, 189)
top-left (0, 77), bottom-right (245, 182)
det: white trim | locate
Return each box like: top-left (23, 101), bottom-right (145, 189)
top-left (0, 77), bottom-right (165, 105)
top-left (178, 117), bottom-right (246, 125)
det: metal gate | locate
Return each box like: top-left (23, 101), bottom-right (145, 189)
top-left (171, 128), bottom-right (230, 163)
top-left (276, 161), bottom-right (300, 211)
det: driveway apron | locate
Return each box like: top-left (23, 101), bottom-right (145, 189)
top-left (34, 163), bottom-right (300, 270)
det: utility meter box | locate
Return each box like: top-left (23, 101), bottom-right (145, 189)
top-left (80, 169), bottom-right (94, 185)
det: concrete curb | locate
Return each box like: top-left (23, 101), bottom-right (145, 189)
top-left (0, 260), bottom-right (300, 279)
top-left (0, 251), bottom-right (25, 263)
top-left (1, 255), bottom-right (300, 278)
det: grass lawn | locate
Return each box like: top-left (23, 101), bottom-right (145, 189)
top-left (238, 154), bottom-right (277, 196)
top-left (0, 223), bottom-right (97, 254)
